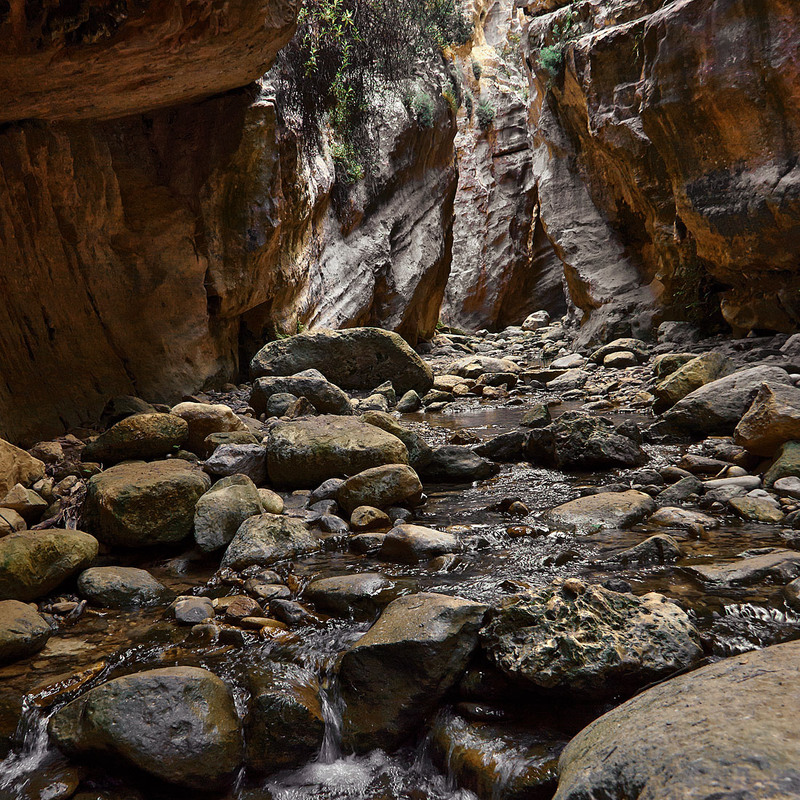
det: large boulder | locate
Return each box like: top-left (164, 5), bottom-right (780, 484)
top-left (337, 465), bottom-right (422, 516)
top-left (250, 370), bottom-right (353, 416)
top-left (548, 491), bottom-right (656, 532)
top-left (419, 446), bottom-right (499, 483)
top-left (77, 567), bottom-right (171, 608)
top-left (194, 475), bottom-right (263, 553)
top-left (339, 593), bottom-right (487, 752)
top-left (448, 356), bottom-right (521, 379)
top-left (171, 402), bottom-right (250, 455)
top-left (733, 382), bottom-right (800, 457)
top-left (48, 667), bottom-right (243, 790)
top-left (378, 524), bottom-right (459, 563)
top-left (303, 573), bottom-right (412, 619)
top-left (481, 581), bottom-right (701, 697)
top-left (652, 352), bottom-right (731, 412)
top-left (82, 413), bottom-right (188, 464)
top-left (250, 328), bottom-right (433, 395)
top-left (265, 416), bottom-right (408, 488)
top-left (764, 440), bottom-right (800, 487)
top-left (554, 641), bottom-right (800, 800)
top-left (203, 444), bottom-right (267, 485)
top-left (221, 513), bottom-right (317, 570)
top-left (0, 600), bottom-right (51, 664)
top-left (84, 460), bottom-right (210, 547)
top-left (245, 664), bottom-right (325, 774)
top-left (544, 413), bottom-right (647, 470)
top-left (664, 366), bottom-right (792, 435)
top-left (0, 530), bottom-right (98, 601)
top-left (0, 439), bottom-right (45, 497)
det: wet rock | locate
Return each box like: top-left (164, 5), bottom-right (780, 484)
top-left (250, 370), bottom-right (353, 416)
top-left (82, 413), bottom-right (188, 464)
top-left (653, 352), bottom-right (731, 412)
top-left (764, 440), bottom-right (800, 487)
top-left (171, 402), bottom-right (249, 455)
top-left (303, 573), bottom-right (411, 619)
top-left (703, 475), bottom-right (761, 490)
top-left (77, 567), bottom-right (171, 608)
top-left (361, 411), bottom-right (433, 469)
top-left (202, 430), bottom-right (259, 458)
top-left (0, 508), bottom-right (25, 535)
top-left (449, 356), bottom-right (521, 379)
top-left (265, 416), bottom-right (408, 488)
top-left (246, 664), bottom-right (325, 773)
top-left (396, 390), bottom-right (422, 412)
top-left (170, 596), bottom-right (215, 624)
top-left (420, 446), bottom-right (499, 482)
top-left (685, 548), bottom-right (800, 588)
top-left (773, 476), bottom-right (800, 499)
top-left (733, 382), bottom-right (800, 456)
top-left (548, 491), bottom-right (656, 532)
top-left (0, 439), bottom-right (46, 497)
top-left (554, 641), bottom-right (800, 800)
top-left (222, 595), bottom-right (263, 622)
top-left (589, 339), bottom-right (647, 365)
top-left (473, 431), bottom-right (525, 462)
top-left (611, 534), bottom-right (683, 567)
top-left (728, 496), bottom-right (785, 523)
top-left (194, 474), bottom-right (263, 553)
top-left (430, 709), bottom-right (562, 800)
top-left (785, 578), bottom-right (800, 611)
top-left (49, 667), bottom-right (243, 789)
top-left (350, 506), bottom-right (391, 531)
top-left (203, 444), bottom-right (267, 485)
top-left (221, 513), bottom-right (317, 570)
top-left (655, 475), bottom-right (704, 505)
top-left (0, 600), bottom-right (51, 664)
top-left (677, 453), bottom-right (729, 475)
top-left (379, 524), bottom-right (459, 563)
top-left (481, 581), bottom-right (701, 697)
top-left (337, 464), bottom-right (423, 516)
top-left (339, 592), bottom-right (487, 751)
top-left (664, 366), bottom-right (792, 435)
top-left (0, 530), bottom-right (98, 601)
top-left (521, 404), bottom-right (551, 429)
top-left (309, 478), bottom-right (345, 504)
top-left (0, 484), bottom-right (48, 522)
top-left (648, 507), bottom-right (718, 531)
top-left (269, 598), bottom-right (321, 627)
top-left (350, 533), bottom-right (386, 554)
top-left (84, 460), bottom-right (210, 547)
top-left (250, 328), bottom-right (433, 395)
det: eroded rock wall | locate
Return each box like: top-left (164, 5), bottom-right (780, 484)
top-left (523, 0), bottom-right (800, 341)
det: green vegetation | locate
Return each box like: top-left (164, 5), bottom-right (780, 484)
top-left (537, 3), bottom-right (578, 79)
top-left (476, 98), bottom-right (495, 129)
top-left (538, 44), bottom-right (565, 77)
top-left (275, 0), bottom-right (473, 177)
top-left (464, 89), bottom-right (473, 118)
top-left (412, 91), bottom-right (436, 128)
top-left (442, 88), bottom-right (458, 115)
top-left (471, 59), bottom-right (482, 81)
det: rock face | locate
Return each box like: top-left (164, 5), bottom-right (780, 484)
top-left (0, 530), bottom-right (99, 601)
top-left (339, 592), bottom-right (486, 752)
top-left (48, 667), bottom-right (243, 790)
top-left (481, 581), bottom-right (701, 697)
top-left (523, 0), bottom-right (800, 341)
top-left (554, 641), bottom-right (800, 800)
top-left (250, 328), bottom-right (434, 395)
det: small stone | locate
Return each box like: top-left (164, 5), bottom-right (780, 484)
top-left (350, 506), bottom-right (391, 531)
top-left (604, 351), bottom-right (637, 368)
top-left (171, 596), bottom-right (215, 624)
top-left (396, 390), bottom-right (422, 412)
top-left (729, 496), bottom-right (785, 523)
top-left (378, 524), bottom-right (459, 563)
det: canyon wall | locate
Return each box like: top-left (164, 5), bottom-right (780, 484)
top-left (522, 0), bottom-right (800, 342)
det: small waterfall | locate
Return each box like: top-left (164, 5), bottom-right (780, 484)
top-left (0, 698), bottom-right (55, 797)
top-left (317, 671), bottom-right (344, 763)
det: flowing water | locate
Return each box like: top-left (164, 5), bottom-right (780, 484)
top-left (2, 395), bottom-right (800, 800)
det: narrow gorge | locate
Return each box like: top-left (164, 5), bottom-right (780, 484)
top-left (0, 1), bottom-right (799, 799)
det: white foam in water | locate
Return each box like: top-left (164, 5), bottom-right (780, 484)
top-left (0, 698), bottom-right (54, 797)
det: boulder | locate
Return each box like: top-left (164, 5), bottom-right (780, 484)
top-left (764, 440), bottom-right (800, 487)
top-left (84, 460), bottom-right (210, 547)
top-left (548, 491), bottom-right (656, 531)
top-left (521, 404), bottom-right (551, 429)
top-left (0, 439), bottom-right (45, 497)
top-left (0, 530), bottom-right (98, 601)
top-left (473, 431), bottom-right (526, 462)
top-left (655, 475), bottom-right (703, 505)
top-left (448, 356), bottom-right (521, 379)
top-left (170, 596), bottom-right (215, 625)
top-left (729, 495), bottom-right (784, 523)
top-left (734, 382), bottom-right (800, 456)
top-left (480, 581), bottom-right (701, 697)
top-left (611, 534), bottom-right (683, 566)
top-left (396, 390), bottom-right (422, 412)
top-left (77, 566), bottom-right (171, 608)
top-left (100, 395), bottom-right (158, 428)
top-left (202, 430), bottom-right (259, 458)
top-left (303, 573), bottom-right (412, 619)
top-left (0, 508), bottom-right (25, 536)
top-left (522, 311), bottom-right (550, 331)
top-left (203, 444), bottom-right (267, 485)
top-left (603, 351), bottom-right (637, 368)
top-left (350, 506), bottom-right (391, 531)
top-left (773, 476), bottom-right (800, 498)
top-left (221, 513), bottom-right (317, 570)
top-left (245, 664), bottom-right (325, 774)
top-left (589, 338), bottom-right (647, 365)
top-left (250, 370), bottom-right (353, 416)
top-left (258, 488), bottom-right (285, 515)
top-left (652, 352), bottom-right (697, 379)
top-left (647, 507), bottom-right (718, 530)
top-left (664, 366), bottom-right (792, 435)
top-left (785, 578), bottom-right (800, 611)
top-left (337, 464), bottom-right (422, 516)
top-left (48, 667), bottom-right (242, 790)
top-left (553, 641), bottom-right (800, 800)
top-left (250, 328), bottom-right (433, 395)
top-left (81, 413), bottom-right (188, 464)
top-left (0, 600), bottom-right (51, 664)
top-left (419, 446), bottom-right (499, 482)
top-left (652, 352), bottom-right (731, 412)
top-left (378, 524), bottom-right (459, 563)
top-left (361, 411), bottom-right (433, 469)
top-left (265, 416), bottom-right (408, 488)
top-left (194, 475), bottom-right (263, 552)
top-left (685, 548), bottom-right (800, 588)
top-left (546, 369), bottom-right (588, 391)
top-left (544, 413), bottom-right (647, 470)
top-left (0, 484), bottom-right (48, 522)
top-left (171, 402), bottom-right (249, 455)
top-left (339, 593), bottom-right (487, 751)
